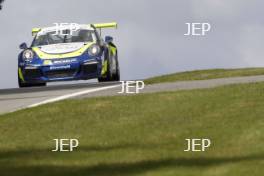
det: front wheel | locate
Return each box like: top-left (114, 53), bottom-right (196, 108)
top-left (112, 53), bottom-right (120, 81)
top-left (18, 71), bottom-right (46, 88)
top-left (98, 50), bottom-right (120, 82)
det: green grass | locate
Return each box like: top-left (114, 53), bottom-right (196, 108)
top-left (0, 82), bottom-right (264, 176)
top-left (145, 68), bottom-right (264, 84)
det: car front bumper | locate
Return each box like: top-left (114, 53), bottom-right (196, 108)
top-left (20, 59), bottom-right (102, 83)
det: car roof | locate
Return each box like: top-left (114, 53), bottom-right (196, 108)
top-left (38, 24), bottom-right (95, 35)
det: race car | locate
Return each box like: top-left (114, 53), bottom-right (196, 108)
top-left (18, 22), bottom-right (120, 88)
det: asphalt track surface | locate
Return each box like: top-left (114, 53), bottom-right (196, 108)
top-left (1, 75), bottom-right (264, 115)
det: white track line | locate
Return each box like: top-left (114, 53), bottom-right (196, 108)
top-left (27, 84), bottom-right (121, 108)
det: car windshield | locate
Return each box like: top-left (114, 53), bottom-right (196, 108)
top-left (32, 29), bottom-right (97, 47)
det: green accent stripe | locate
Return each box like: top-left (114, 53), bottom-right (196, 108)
top-left (101, 60), bottom-right (108, 76)
top-left (18, 68), bottom-right (25, 82)
top-left (109, 46), bottom-right (117, 56)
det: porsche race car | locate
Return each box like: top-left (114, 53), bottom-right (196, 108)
top-left (18, 22), bottom-right (120, 87)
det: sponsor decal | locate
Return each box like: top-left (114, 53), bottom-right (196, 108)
top-left (43, 60), bottom-right (53, 66)
top-left (50, 65), bottom-right (71, 70)
top-left (53, 58), bottom-right (77, 64)
top-left (40, 43), bottom-right (84, 54)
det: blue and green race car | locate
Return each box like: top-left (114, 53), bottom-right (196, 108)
top-left (18, 22), bottom-right (120, 87)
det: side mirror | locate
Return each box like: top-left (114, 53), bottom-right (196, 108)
top-left (19, 42), bottom-right (28, 50)
top-left (105, 36), bottom-right (113, 43)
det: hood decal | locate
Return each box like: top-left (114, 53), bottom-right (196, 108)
top-left (32, 42), bottom-right (94, 59)
top-left (40, 43), bottom-right (84, 54)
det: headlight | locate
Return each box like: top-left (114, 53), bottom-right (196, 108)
top-left (88, 44), bottom-right (100, 56)
top-left (22, 49), bottom-right (34, 61)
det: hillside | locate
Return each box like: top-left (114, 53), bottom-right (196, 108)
top-left (145, 68), bottom-right (264, 84)
top-left (0, 82), bottom-right (263, 176)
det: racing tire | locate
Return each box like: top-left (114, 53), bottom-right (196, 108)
top-left (112, 53), bottom-right (120, 81)
top-left (18, 72), bottom-right (46, 88)
top-left (98, 58), bottom-right (112, 82)
top-left (98, 77), bottom-right (107, 82)
top-left (98, 49), bottom-right (120, 82)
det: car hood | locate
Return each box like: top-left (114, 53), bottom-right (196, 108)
top-left (39, 42), bottom-right (86, 54)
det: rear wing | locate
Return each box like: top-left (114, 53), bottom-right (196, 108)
top-left (92, 22), bottom-right (117, 36)
top-left (32, 28), bottom-right (41, 36)
top-left (93, 22), bottom-right (118, 29)
top-left (31, 22), bottom-right (118, 36)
